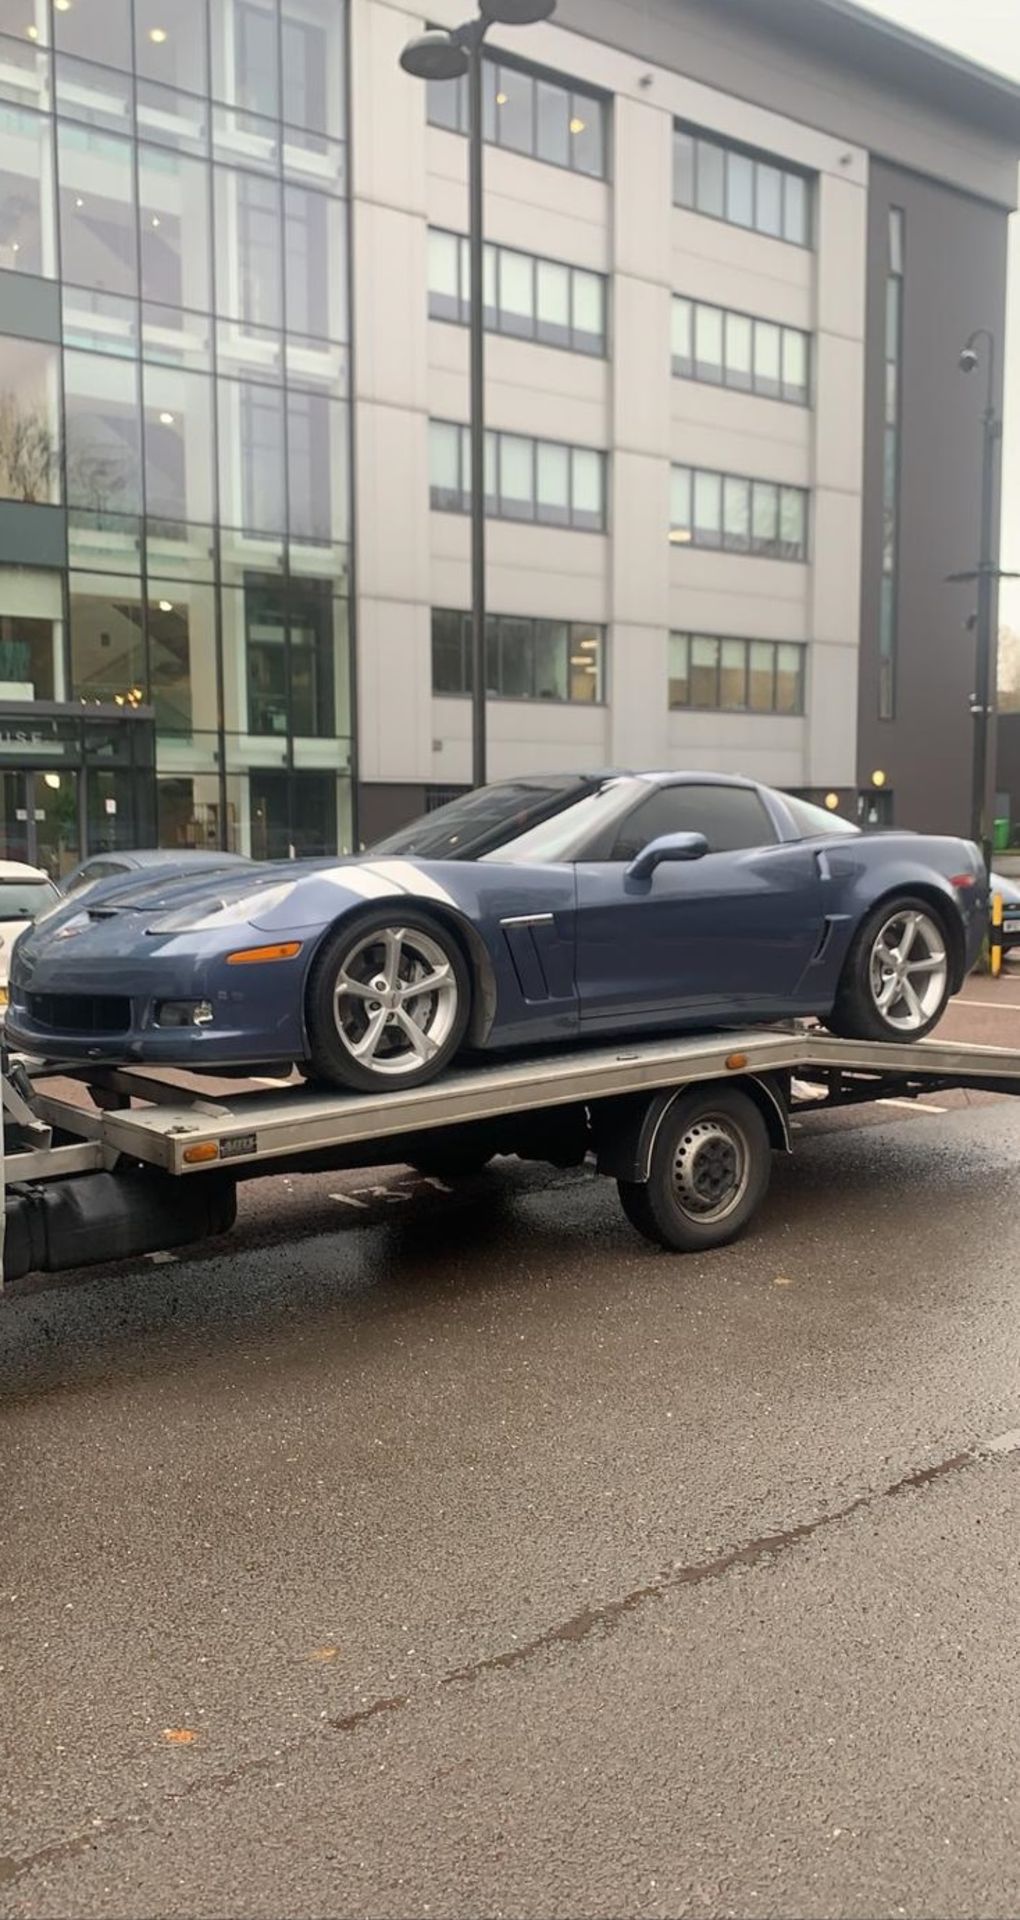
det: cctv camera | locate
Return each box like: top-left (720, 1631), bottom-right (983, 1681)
top-left (959, 347), bottom-right (979, 373)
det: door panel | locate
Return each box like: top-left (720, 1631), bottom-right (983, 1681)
top-left (576, 845), bottom-right (824, 1023)
top-left (572, 784), bottom-right (825, 1026)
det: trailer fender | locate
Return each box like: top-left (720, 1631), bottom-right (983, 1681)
top-left (591, 1073), bottom-right (790, 1183)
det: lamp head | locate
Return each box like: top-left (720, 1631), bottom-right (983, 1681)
top-left (959, 346), bottom-right (979, 374)
top-left (480, 0), bottom-right (556, 21)
top-left (399, 29), bottom-right (469, 81)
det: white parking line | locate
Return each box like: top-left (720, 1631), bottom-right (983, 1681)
top-left (877, 1097), bottom-right (947, 1114)
top-left (955, 998), bottom-right (1020, 1011)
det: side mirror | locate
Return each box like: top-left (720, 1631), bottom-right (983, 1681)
top-left (626, 830), bottom-right (709, 882)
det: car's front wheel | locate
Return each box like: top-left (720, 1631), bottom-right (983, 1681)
top-left (827, 895), bottom-right (952, 1042)
top-left (305, 908), bottom-right (471, 1092)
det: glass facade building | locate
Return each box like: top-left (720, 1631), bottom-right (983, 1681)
top-left (0, 0), bottom-right (352, 874)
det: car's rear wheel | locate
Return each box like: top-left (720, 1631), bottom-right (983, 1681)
top-left (826, 895), bottom-right (952, 1042)
top-left (305, 908), bottom-right (471, 1093)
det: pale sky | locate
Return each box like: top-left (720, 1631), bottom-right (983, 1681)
top-left (853, 0), bottom-right (1020, 625)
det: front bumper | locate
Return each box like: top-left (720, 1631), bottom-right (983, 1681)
top-left (6, 942), bottom-right (308, 1067)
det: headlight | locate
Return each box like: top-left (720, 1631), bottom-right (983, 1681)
top-left (149, 881), bottom-right (296, 934)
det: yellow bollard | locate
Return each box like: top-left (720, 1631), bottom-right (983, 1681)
top-left (991, 891), bottom-right (1003, 978)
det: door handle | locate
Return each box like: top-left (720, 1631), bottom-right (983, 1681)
top-left (815, 850), bottom-right (832, 881)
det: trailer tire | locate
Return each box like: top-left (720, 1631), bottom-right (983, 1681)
top-left (616, 1085), bottom-right (771, 1252)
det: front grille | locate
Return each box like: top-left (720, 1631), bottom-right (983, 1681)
top-left (28, 993), bottom-right (132, 1035)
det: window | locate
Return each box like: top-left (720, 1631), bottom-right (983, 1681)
top-left (0, 337), bottom-right (61, 505)
top-left (135, 0), bottom-right (209, 97)
top-left (670, 466), bottom-right (808, 561)
top-left (64, 348), bottom-right (143, 520)
top-left (669, 634), bottom-right (806, 715)
top-left (880, 207), bottom-right (904, 720)
top-left (0, 105), bottom-right (55, 277)
top-left (674, 123), bottom-right (812, 246)
top-left (609, 784), bottom-right (777, 862)
top-left (57, 125), bottom-right (139, 299)
top-left (431, 610), bottom-right (604, 703)
top-left (142, 363), bottom-right (214, 533)
top-left (138, 146), bottom-right (212, 315)
top-left (428, 53), bottom-right (607, 180)
top-left (428, 230), bottom-right (606, 355)
top-left (671, 297), bottom-right (809, 405)
top-left (430, 422), bottom-right (606, 531)
top-left (783, 793), bottom-right (859, 840)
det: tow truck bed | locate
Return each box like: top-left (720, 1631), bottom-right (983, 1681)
top-left (5, 1025), bottom-right (1020, 1283)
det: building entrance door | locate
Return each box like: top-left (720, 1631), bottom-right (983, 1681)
top-left (0, 769), bottom-right (81, 879)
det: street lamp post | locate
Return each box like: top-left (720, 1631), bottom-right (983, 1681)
top-left (951, 329), bottom-right (1004, 865)
top-left (400, 0), bottom-right (556, 793)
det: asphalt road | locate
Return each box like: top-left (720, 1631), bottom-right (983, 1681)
top-left (2, 977), bottom-right (1020, 1919)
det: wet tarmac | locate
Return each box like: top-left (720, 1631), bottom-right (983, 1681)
top-left (2, 975), bottom-right (1020, 1918)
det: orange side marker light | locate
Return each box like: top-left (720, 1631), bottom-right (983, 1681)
top-left (226, 941), bottom-right (303, 966)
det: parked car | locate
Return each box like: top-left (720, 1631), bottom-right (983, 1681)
top-left (0, 860), bottom-right (60, 1008)
top-left (60, 848), bottom-right (251, 900)
top-left (990, 870), bottom-right (1020, 955)
top-left (6, 774), bottom-right (987, 1088)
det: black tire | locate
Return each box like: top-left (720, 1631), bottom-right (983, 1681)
top-left (616, 1085), bottom-right (772, 1252)
top-left (304, 907), bottom-right (471, 1093)
top-left (825, 894), bottom-right (953, 1043)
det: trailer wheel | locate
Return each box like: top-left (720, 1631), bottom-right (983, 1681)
top-left (617, 1086), bottom-right (772, 1252)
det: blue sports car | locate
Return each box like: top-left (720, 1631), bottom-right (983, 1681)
top-left (6, 773), bottom-right (986, 1090)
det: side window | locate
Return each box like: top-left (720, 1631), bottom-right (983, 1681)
top-left (609, 785), bottom-right (776, 861)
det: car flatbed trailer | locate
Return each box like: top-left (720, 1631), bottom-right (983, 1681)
top-left (5, 1026), bottom-right (1020, 1285)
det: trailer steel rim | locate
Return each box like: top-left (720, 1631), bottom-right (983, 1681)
top-left (332, 925), bottom-right (460, 1076)
top-left (868, 908), bottom-right (948, 1032)
top-left (671, 1114), bottom-right (750, 1222)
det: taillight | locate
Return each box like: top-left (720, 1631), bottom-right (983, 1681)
top-left (950, 873), bottom-right (977, 890)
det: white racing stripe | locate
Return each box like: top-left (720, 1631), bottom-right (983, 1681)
top-left (365, 859), bottom-right (457, 906)
top-left (317, 859), bottom-right (457, 908)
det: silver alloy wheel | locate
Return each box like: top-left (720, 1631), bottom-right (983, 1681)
top-left (868, 907), bottom-right (948, 1033)
top-left (671, 1115), bottom-right (750, 1223)
top-left (332, 924), bottom-right (460, 1077)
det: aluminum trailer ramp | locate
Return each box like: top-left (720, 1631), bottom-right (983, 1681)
top-left (30, 1027), bottom-right (1020, 1178)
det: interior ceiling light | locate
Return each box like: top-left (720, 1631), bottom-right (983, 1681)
top-left (569, 116), bottom-right (585, 133)
top-left (158, 410), bottom-right (175, 424)
top-left (496, 91), bottom-right (508, 104)
top-left (158, 598), bottom-right (173, 612)
top-left (54, 0), bottom-right (71, 12)
top-left (148, 26), bottom-right (168, 42)
top-left (151, 215), bottom-right (160, 227)
top-left (75, 196), bottom-right (84, 208)
top-left (26, 24), bottom-right (39, 39)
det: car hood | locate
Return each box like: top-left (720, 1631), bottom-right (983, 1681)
top-left (25, 854), bottom-right (471, 944)
top-left (991, 871), bottom-right (1020, 904)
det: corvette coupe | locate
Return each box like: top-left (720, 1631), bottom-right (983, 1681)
top-left (6, 773), bottom-right (986, 1090)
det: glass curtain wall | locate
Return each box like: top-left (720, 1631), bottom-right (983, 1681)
top-left (0, 0), bottom-right (354, 856)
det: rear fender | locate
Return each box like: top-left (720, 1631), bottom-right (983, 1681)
top-left (591, 1074), bottom-right (791, 1182)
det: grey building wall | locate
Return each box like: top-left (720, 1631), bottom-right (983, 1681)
top-left (857, 160), bottom-right (1008, 835)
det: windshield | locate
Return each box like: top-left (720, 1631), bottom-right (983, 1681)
top-left (782, 794), bottom-right (860, 839)
top-left (481, 781), bottom-right (643, 864)
top-left (0, 879), bottom-right (60, 919)
top-left (370, 778), bottom-right (598, 860)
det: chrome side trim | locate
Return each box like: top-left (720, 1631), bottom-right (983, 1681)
top-left (500, 913), bottom-right (555, 929)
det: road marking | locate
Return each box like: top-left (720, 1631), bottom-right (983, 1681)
top-left (878, 1097), bottom-right (947, 1114)
top-left (984, 1426), bottom-right (1020, 1457)
top-left (956, 997), bottom-right (1020, 1011)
